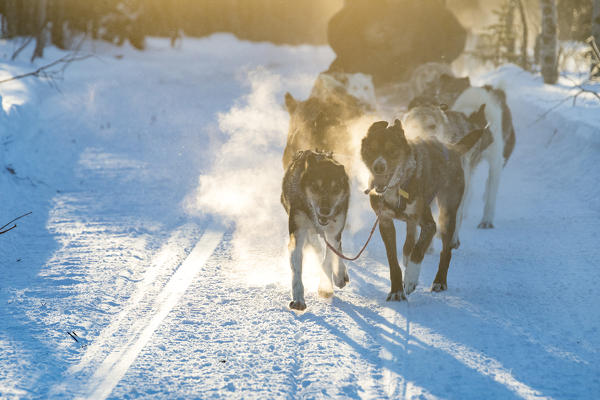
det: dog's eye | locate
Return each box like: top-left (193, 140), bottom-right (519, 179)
top-left (331, 183), bottom-right (341, 194)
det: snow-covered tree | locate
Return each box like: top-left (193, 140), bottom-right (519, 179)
top-left (539, 0), bottom-right (559, 84)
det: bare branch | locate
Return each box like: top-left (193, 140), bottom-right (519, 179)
top-left (0, 212), bottom-right (32, 235)
top-left (0, 53), bottom-right (92, 86)
top-left (11, 36), bottom-right (34, 61)
top-left (530, 74), bottom-right (600, 126)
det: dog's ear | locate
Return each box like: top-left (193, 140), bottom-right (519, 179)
top-left (284, 92), bottom-right (297, 113)
top-left (391, 119), bottom-right (406, 140)
top-left (368, 120), bottom-right (389, 133)
top-left (468, 104), bottom-right (487, 126)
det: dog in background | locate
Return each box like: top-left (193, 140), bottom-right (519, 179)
top-left (281, 150), bottom-right (350, 310)
top-left (403, 101), bottom-right (492, 246)
top-left (418, 73), bottom-right (471, 108)
top-left (452, 85), bottom-right (516, 228)
top-left (413, 73), bottom-right (516, 229)
top-left (375, 62), bottom-right (454, 115)
top-left (361, 119), bottom-right (487, 299)
top-left (282, 72), bottom-right (376, 169)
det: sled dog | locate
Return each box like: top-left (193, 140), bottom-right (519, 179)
top-left (410, 62), bottom-right (455, 98)
top-left (360, 119), bottom-right (487, 299)
top-left (418, 73), bottom-right (471, 108)
top-left (282, 72), bottom-right (375, 169)
top-left (281, 150), bottom-right (350, 310)
top-left (403, 101), bottom-right (492, 245)
top-left (451, 85), bottom-right (516, 228)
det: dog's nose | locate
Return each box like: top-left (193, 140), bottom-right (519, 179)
top-left (373, 162), bottom-right (386, 174)
top-left (319, 207), bottom-right (331, 216)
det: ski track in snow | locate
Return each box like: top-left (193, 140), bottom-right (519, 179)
top-left (0, 35), bottom-right (599, 399)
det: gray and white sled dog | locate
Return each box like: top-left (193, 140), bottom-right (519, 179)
top-left (403, 100), bottom-right (492, 246)
top-left (281, 150), bottom-right (350, 310)
top-left (360, 119), bottom-right (488, 299)
top-left (375, 62), bottom-right (454, 115)
top-left (417, 73), bottom-right (471, 108)
top-left (282, 72), bottom-right (376, 169)
top-left (410, 62), bottom-right (455, 98)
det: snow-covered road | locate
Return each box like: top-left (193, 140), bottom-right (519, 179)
top-left (0, 35), bottom-right (599, 399)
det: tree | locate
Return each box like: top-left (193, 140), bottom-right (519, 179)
top-left (31, 0), bottom-right (48, 61)
top-left (593, 0), bottom-right (600, 49)
top-left (540, 0), bottom-right (559, 84)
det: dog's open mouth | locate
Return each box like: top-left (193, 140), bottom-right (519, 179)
top-left (373, 174), bottom-right (390, 194)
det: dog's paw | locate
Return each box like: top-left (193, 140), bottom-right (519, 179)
top-left (477, 221), bottom-right (494, 229)
top-left (333, 264), bottom-right (349, 288)
top-left (386, 290), bottom-right (407, 301)
top-left (451, 238), bottom-right (460, 250)
top-left (404, 281), bottom-right (417, 295)
top-left (333, 274), bottom-right (347, 289)
top-left (403, 260), bottom-right (421, 295)
top-left (431, 282), bottom-right (448, 292)
top-left (289, 300), bottom-right (307, 311)
top-left (318, 288), bottom-right (334, 298)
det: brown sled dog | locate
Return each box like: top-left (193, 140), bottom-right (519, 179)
top-left (360, 119), bottom-right (489, 300)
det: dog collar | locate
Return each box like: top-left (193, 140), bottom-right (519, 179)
top-left (398, 187), bottom-right (410, 200)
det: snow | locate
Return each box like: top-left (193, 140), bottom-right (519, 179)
top-left (1, 34), bottom-right (599, 399)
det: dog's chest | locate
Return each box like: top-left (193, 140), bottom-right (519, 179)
top-left (382, 188), bottom-right (419, 220)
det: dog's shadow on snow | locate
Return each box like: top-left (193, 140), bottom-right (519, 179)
top-left (295, 260), bottom-right (580, 399)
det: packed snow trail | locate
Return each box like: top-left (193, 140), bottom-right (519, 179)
top-left (0, 35), bottom-right (598, 399)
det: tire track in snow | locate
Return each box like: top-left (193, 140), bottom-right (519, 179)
top-left (70, 228), bottom-right (223, 399)
top-left (64, 224), bottom-right (201, 377)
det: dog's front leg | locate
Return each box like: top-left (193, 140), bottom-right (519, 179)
top-left (288, 228), bottom-right (307, 311)
top-left (404, 207), bottom-right (436, 295)
top-left (402, 220), bottom-right (417, 268)
top-left (324, 225), bottom-right (348, 292)
top-left (379, 218), bottom-right (407, 301)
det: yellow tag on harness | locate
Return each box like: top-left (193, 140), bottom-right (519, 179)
top-left (398, 188), bottom-right (410, 200)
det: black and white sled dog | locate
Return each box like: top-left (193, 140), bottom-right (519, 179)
top-left (281, 150), bottom-right (350, 310)
top-left (452, 85), bottom-right (516, 228)
top-left (403, 100), bottom-right (492, 246)
top-left (360, 119), bottom-right (487, 299)
top-left (415, 76), bottom-right (516, 228)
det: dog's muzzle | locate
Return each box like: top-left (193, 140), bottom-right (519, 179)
top-left (317, 216), bottom-right (329, 226)
top-left (372, 174), bottom-right (390, 194)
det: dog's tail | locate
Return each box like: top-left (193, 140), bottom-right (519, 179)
top-left (454, 127), bottom-right (492, 155)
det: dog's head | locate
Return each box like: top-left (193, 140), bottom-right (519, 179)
top-left (403, 103), bottom-right (448, 141)
top-left (422, 74), bottom-right (470, 106)
top-left (283, 93), bottom-right (360, 168)
top-left (361, 120), bottom-right (414, 193)
top-left (300, 152), bottom-right (349, 227)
